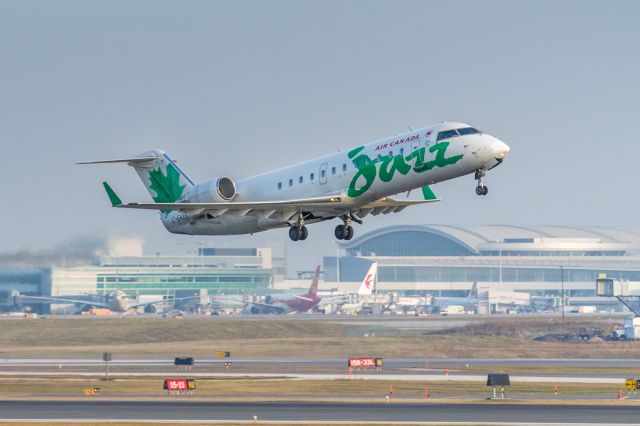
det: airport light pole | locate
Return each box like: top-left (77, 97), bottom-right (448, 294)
top-left (332, 241), bottom-right (340, 284)
top-left (560, 266), bottom-right (565, 321)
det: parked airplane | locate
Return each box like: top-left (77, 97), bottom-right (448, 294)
top-left (432, 282), bottom-right (478, 309)
top-left (83, 122), bottom-right (509, 241)
top-left (244, 266), bottom-right (322, 314)
top-left (335, 262), bottom-right (377, 314)
top-left (16, 290), bottom-right (196, 314)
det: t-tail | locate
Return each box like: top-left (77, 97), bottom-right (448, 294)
top-left (358, 262), bottom-right (377, 296)
top-left (308, 265), bottom-right (321, 296)
top-left (79, 149), bottom-right (195, 207)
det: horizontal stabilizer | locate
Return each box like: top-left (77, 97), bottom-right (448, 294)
top-left (76, 156), bottom-right (157, 165)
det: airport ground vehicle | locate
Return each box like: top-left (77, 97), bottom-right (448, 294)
top-left (577, 327), bottom-right (604, 341)
top-left (440, 305), bottom-right (465, 316)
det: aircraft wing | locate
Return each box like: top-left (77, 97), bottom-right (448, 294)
top-left (356, 186), bottom-right (440, 216)
top-left (17, 295), bottom-right (110, 309)
top-left (128, 295), bottom-right (201, 310)
top-left (102, 182), bottom-right (438, 220)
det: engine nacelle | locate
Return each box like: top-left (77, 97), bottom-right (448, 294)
top-left (189, 177), bottom-right (237, 203)
top-left (144, 304), bottom-right (157, 314)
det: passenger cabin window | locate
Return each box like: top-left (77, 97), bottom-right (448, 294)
top-left (299, 176), bottom-right (303, 184)
top-left (437, 129), bottom-right (459, 141)
top-left (277, 182), bottom-right (282, 190)
top-left (457, 127), bottom-right (479, 136)
top-left (342, 164), bottom-right (347, 172)
top-left (331, 166), bottom-right (336, 175)
top-left (288, 179), bottom-right (293, 187)
top-left (310, 172), bottom-right (315, 181)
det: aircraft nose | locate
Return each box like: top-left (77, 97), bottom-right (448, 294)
top-left (491, 139), bottom-right (510, 159)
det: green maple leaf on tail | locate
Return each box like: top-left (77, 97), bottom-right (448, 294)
top-left (148, 166), bottom-right (186, 214)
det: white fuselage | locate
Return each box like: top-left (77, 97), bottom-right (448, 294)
top-left (161, 122), bottom-right (509, 235)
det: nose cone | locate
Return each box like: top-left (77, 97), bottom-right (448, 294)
top-left (491, 139), bottom-right (510, 159)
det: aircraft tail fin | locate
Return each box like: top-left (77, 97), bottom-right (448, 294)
top-left (470, 281), bottom-right (478, 298)
top-left (80, 150), bottom-right (195, 204)
top-left (308, 265), bottom-right (321, 296)
top-left (358, 262), bottom-right (377, 296)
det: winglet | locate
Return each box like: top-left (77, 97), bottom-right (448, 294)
top-left (102, 182), bottom-right (123, 207)
top-left (421, 185), bottom-right (438, 201)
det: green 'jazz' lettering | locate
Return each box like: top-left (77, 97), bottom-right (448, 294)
top-left (347, 142), bottom-right (463, 198)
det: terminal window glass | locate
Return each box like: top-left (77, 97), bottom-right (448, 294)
top-left (437, 129), bottom-right (459, 141)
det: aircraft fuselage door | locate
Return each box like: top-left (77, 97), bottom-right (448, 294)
top-left (319, 163), bottom-right (328, 185)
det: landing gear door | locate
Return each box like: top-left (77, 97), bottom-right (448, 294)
top-left (319, 162), bottom-right (328, 185)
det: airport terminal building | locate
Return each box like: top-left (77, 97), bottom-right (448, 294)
top-left (322, 225), bottom-right (640, 310)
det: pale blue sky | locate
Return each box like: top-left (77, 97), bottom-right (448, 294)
top-left (0, 1), bottom-right (638, 272)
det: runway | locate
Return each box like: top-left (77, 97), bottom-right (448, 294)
top-left (0, 357), bottom-right (635, 384)
top-left (2, 400), bottom-right (640, 424)
top-left (3, 357), bottom-right (639, 369)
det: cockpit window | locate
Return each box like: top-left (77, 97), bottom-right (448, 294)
top-left (437, 129), bottom-right (459, 141)
top-left (457, 127), bottom-right (480, 136)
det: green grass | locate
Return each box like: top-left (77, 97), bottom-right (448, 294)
top-left (0, 378), bottom-right (624, 397)
top-left (3, 316), bottom-right (640, 360)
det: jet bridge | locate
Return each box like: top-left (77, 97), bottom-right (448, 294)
top-left (596, 276), bottom-right (640, 339)
top-left (595, 277), bottom-right (640, 314)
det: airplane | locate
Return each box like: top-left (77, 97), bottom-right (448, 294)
top-left (432, 282), bottom-right (478, 309)
top-left (16, 290), bottom-right (197, 314)
top-left (244, 266), bottom-right (322, 314)
top-left (334, 262), bottom-right (377, 314)
top-left (82, 122), bottom-right (510, 241)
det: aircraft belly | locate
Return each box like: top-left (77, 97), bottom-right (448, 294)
top-left (167, 215), bottom-right (262, 235)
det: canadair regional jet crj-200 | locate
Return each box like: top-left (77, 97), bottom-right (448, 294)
top-left (84, 122), bottom-right (509, 241)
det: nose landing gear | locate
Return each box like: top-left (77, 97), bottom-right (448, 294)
top-left (475, 169), bottom-right (488, 196)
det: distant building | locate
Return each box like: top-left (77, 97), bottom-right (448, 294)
top-left (1, 248), bottom-right (274, 313)
top-left (0, 268), bottom-right (52, 313)
top-left (324, 225), bottom-right (640, 309)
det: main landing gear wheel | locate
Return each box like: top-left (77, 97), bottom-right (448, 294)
top-left (289, 225), bottom-right (308, 241)
top-left (344, 225), bottom-right (354, 240)
top-left (335, 224), bottom-right (354, 240)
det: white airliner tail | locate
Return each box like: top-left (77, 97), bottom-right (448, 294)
top-left (358, 262), bottom-right (377, 296)
top-left (80, 150), bottom-right (195, 205)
